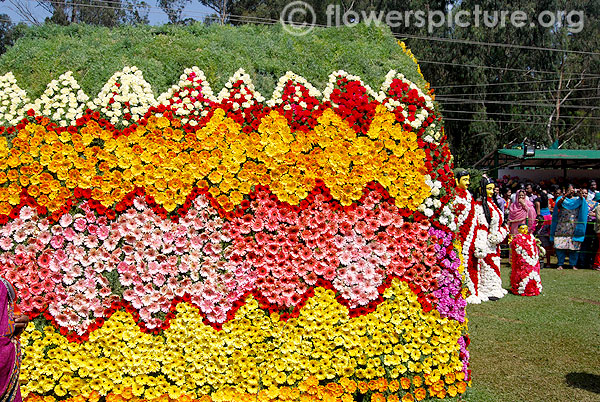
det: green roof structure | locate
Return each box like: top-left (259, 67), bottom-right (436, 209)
top-left (476, 148), bottom-right (600, 171)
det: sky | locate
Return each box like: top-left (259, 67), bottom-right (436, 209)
top-left (2, 1), bottom-right (213, 25)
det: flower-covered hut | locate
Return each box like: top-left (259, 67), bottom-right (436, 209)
top-left (0, 25), bottom-right (468, 402)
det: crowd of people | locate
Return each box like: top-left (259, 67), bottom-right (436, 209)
top-left (493, 178), bottom-right (600, 271)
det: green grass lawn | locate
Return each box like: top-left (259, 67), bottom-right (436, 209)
top-left (462, 263), bottom-right (600, 402)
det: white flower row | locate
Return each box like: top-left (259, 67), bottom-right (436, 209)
top-left (0, 67), bottom-right (440, 129)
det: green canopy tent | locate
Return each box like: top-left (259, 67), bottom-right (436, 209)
top-left (474, 148), bottom-right (600, 177)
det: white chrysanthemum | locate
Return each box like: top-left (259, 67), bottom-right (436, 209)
top-left (158, 66), bottom-right (216, 111)
top-left (217, 68), bottom-right (265, 104)
top-left (90, 66), bottom-right (156, 125)
top-left (266, 71), bottom-right (322, 107)
top-left (25, 71), bottom-right (89, 126)
top-left (0, 72), bottom-right (29, 126)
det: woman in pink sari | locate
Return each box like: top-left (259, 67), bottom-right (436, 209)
top-left (1, 277), bottom-right (29, 402)
top-left (508, 189), bottom-right (537, 235)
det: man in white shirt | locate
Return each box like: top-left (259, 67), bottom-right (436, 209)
top-left (587, 180), bottom-right (597, 201)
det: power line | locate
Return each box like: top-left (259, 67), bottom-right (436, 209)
top-left (419, 59), bottom-right (600, 78)
top-left (398, 33), bottom-right (600, 57)
top-left (440, 108), bottom-right (600, 121)
top-left (442, 117), bottom-right (599, 127)
top-left (437, 86), bottom-right (599, 97)
top-left (437, 95), bottom-right (600, 103)
top-left (438, 97), bottom-right (599, 109)
top-left (434, 78), bottom-right (599, 89)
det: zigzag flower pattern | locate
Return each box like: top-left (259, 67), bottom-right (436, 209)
top-left (0, 63), bottom-right (468, 402)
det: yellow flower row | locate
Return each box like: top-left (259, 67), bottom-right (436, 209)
top-left (0, 105), bottom-right (430, 213)
top-left (20, 280), bottom-right (465, 401)
top-left (24, 370), bottom-right (467, 402)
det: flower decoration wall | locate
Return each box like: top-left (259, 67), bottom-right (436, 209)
top-left (1, 58), bottom-right (468, 402)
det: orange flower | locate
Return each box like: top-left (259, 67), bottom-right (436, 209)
top-left (0, 202), bottom-right (11, 215)
top-left (37, 195), bottom-right (50, 206)
top-left (378, 378), bottom-right (388, 392)
top-left (388, 380), bottom-right (400, 393)
top-left (357, 381), bottom-right (369, 394)
top-left (445, 372), bottom-right (456, 384)
top-left (456, 381), bottom-right (467, 394)
top-left (412, 376), bottom-right (422, 388)
top-left (371, 393), bottom-right (385, 402)
top-left (387, 396), bottom-right (400, 402)
top-left (414, 388), bottom-right (426, 401)
top-left (400, 377), bottom-right (411, 390)
top-left (339, 378), bottom-right (357, 394)
top-left (325, 383), bottom-right (343, 397)
top-left (447, 385), bottom-right (458, 397)
top-left (401, 393), bottom-right (414, 402)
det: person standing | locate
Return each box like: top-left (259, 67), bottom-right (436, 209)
top-left (592, 193), bottom-right (600, 271)
top-left (508, 189), bottom-right (537, 235)
top-left (577, 188), bottom-right (598, 269)
top-left (587, 179), bottom-right (597, 201)
top-left (501, 187), bottom-right (512, 221)
top-left (494, 186), bottom-right (506, 215)
top-left (550, 186), bottom-right (589, 270)
top-left (1, 277), bottom-right (29, 402)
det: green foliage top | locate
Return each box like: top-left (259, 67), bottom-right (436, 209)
top-left (0, 23), bottom-right (426, 99)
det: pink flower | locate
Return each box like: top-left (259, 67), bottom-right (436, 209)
top-left (74, 218), bottom-right (87, 232)
top-left (63, 227), bottom-right (76, 241)
top-left (38, 253), bottom-right (51, 268)
top-left (59, 214), bottom-right (73, 227)
top-left (19, 206), bottom-right (35, 221)
top-left (153, 273), bottom-right (166, 287)
top-left (50, 235), bottom-right (64, 249)
top-left (0, 237), bottom-right (13, 251)
top-left (87, 224), bottom-right (98, 235)
top-left (85, 211), bottom-right (96, 223)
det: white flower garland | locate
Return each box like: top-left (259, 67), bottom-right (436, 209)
top-left (1, 68), bottom-right (443, 134)
top-left (322, 70), bottom-right (378, 105)
top-left (216, 68), bottom-right (265, 106)
top-left (517, 271), bottom-right (542, 295)
top-left (514, 240), bottom-right (540, 267)
top-left (378, 70), bottom-right (438, 142)
top-left (477, 256), bottom-right (507, 301)
top-left (266, 71), bottom-right (322, 108)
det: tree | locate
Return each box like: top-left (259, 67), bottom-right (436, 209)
top-left (0, 12), bottom-right (25, 56)
top-left (158, 0), bottom-right (193, 24)
top-left (36, 0), bottom-right (150, 26)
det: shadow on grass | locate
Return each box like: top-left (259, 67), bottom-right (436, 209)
top-left (565, 372), bottom-right (600, 394)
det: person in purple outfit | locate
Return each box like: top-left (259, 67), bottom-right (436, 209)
top-left (1, 277), bottom-right (30, 402)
